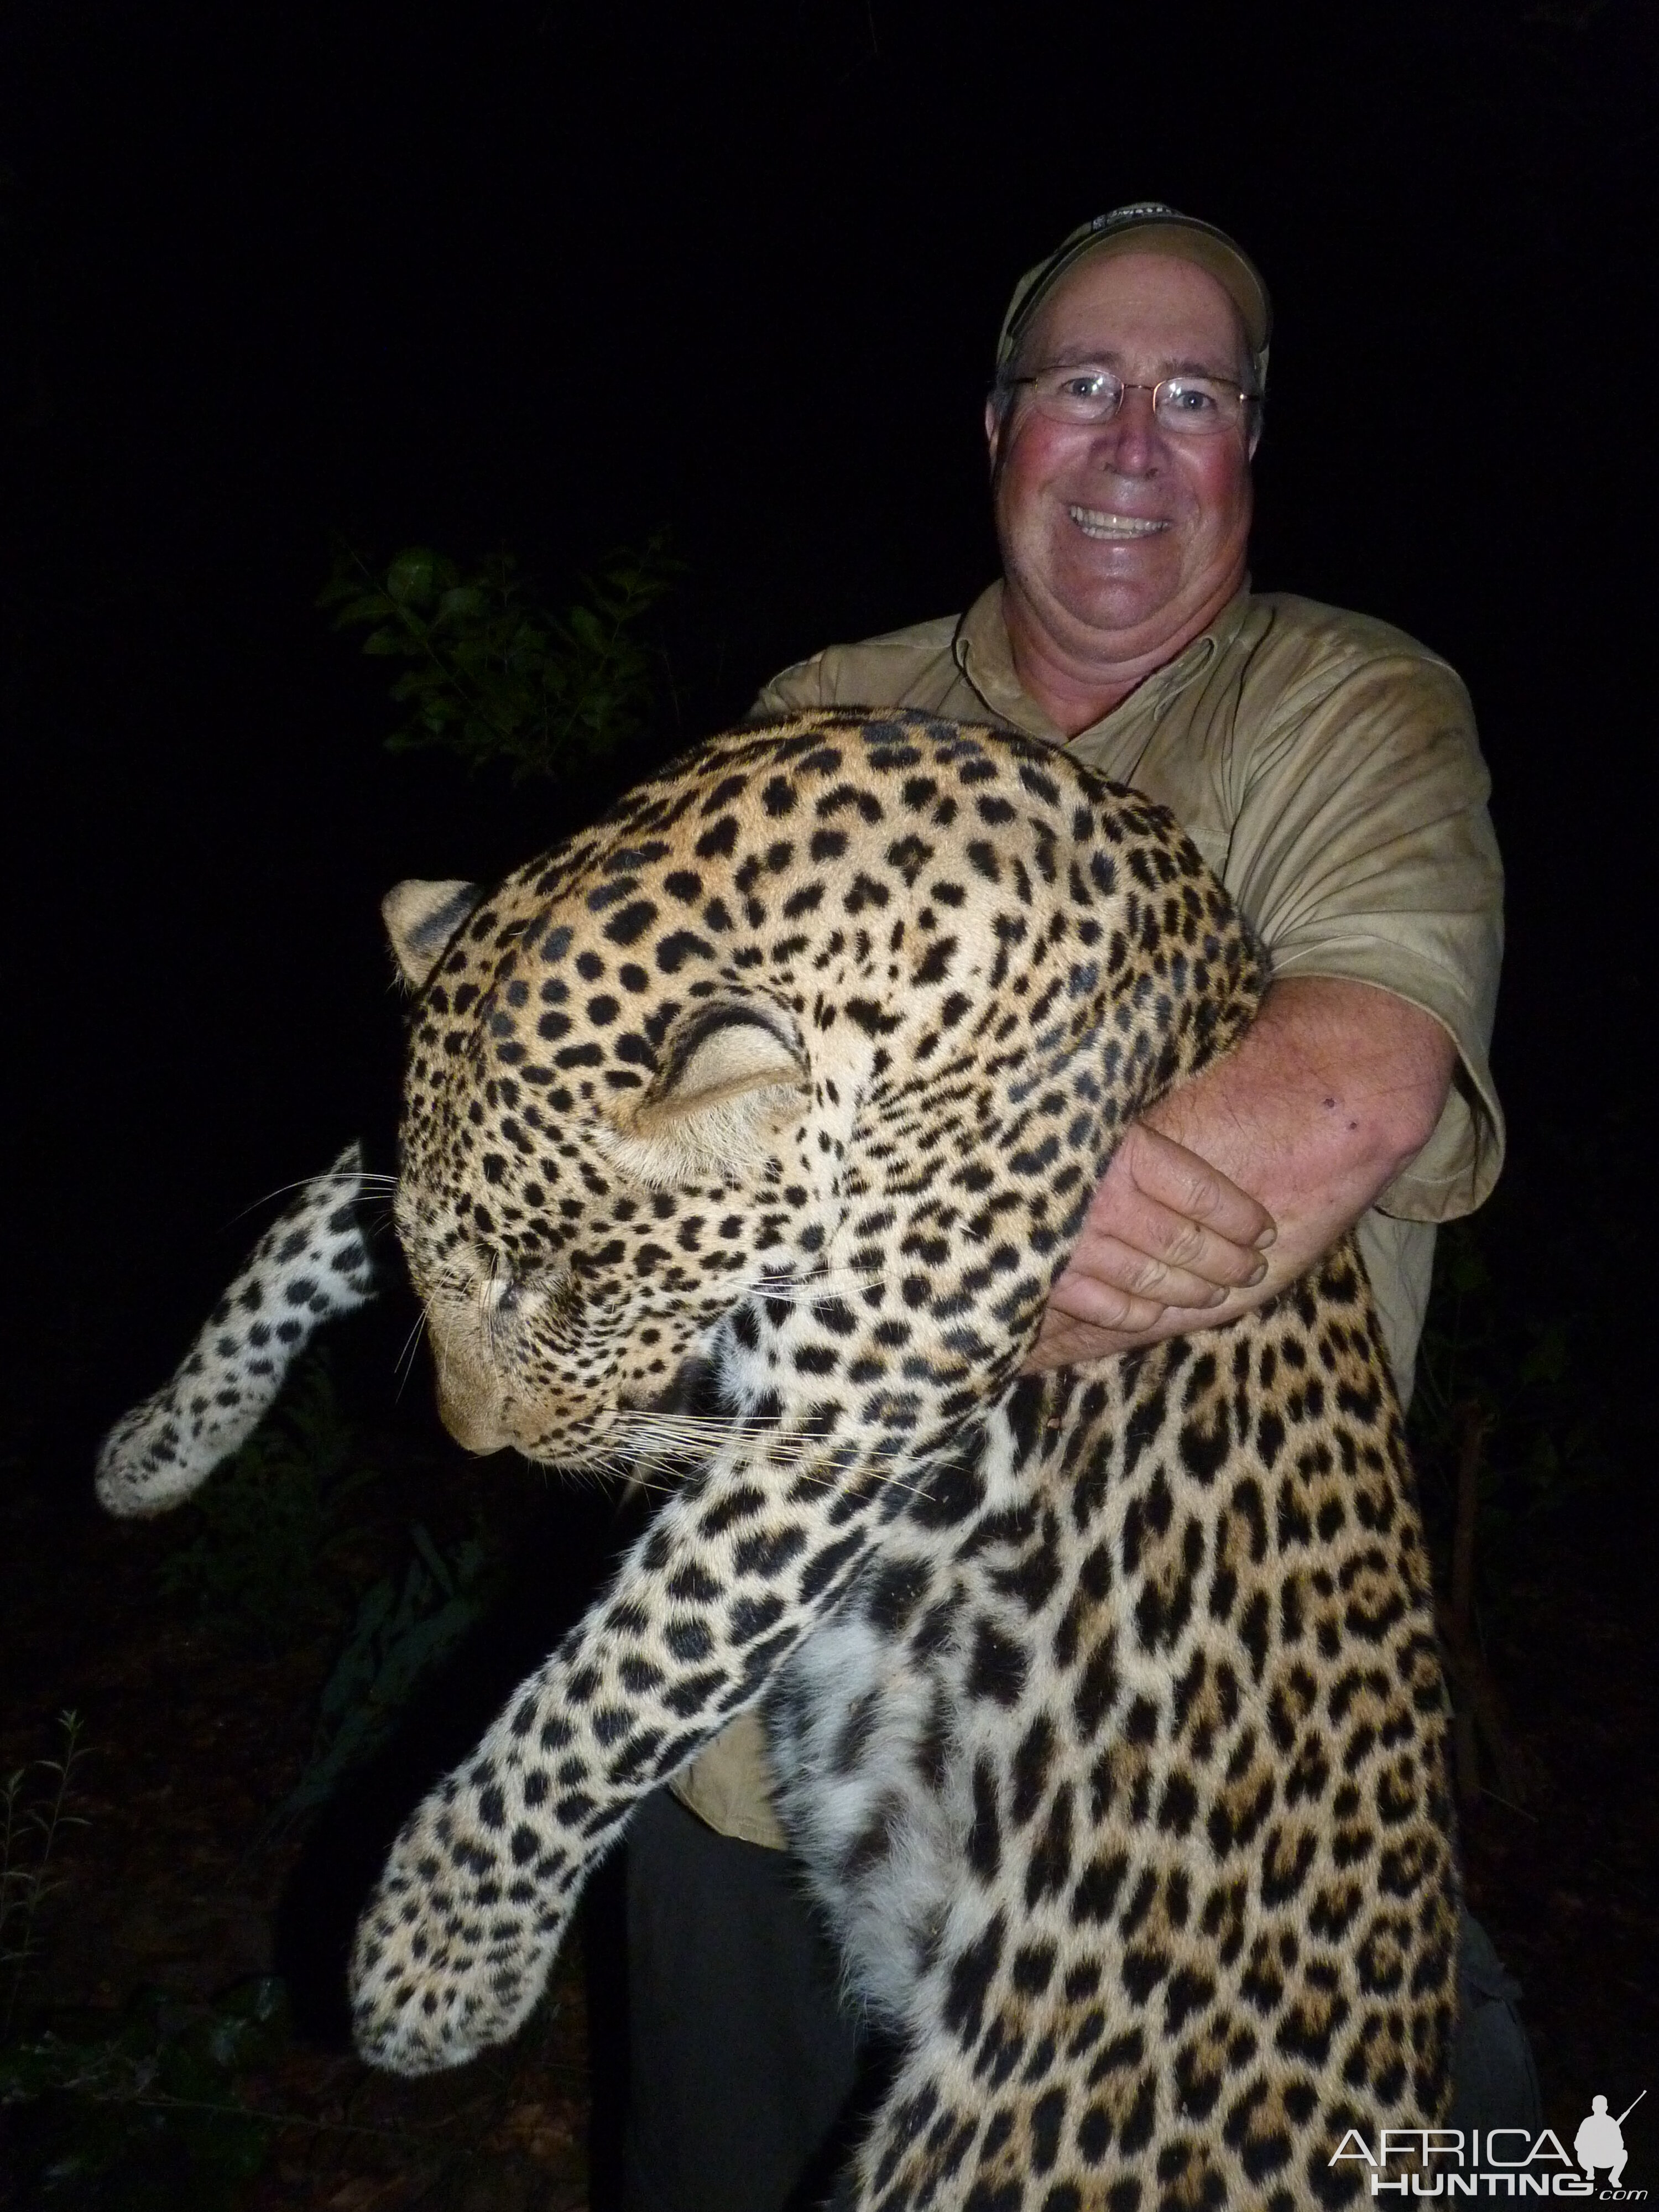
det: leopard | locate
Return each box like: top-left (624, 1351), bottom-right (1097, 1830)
top-left (342, 705), bottom-right (1457, 2210)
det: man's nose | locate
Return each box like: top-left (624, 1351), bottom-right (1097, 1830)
top-left (1093, 385), bottom-right (1162, 469)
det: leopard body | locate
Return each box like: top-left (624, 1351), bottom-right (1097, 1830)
top-left (331, 707), bottom-right (1457, 2209)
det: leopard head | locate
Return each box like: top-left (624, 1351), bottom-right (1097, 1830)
top-left (380, 714), bottom-right (1265, 1484)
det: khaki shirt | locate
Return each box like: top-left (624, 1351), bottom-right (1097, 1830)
top-left (674, 581), bottom-right (1505, 1848)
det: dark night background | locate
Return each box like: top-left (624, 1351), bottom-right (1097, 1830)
top-left (1, 1), bottom-right (1656, 2201)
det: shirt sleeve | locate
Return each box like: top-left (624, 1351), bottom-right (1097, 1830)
top-left (1223, 643), bottom-right (1504, 1224)
top-left (750, 653), bottom-right (831, 717)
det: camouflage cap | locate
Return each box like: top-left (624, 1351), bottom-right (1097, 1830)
top-left (997, 203), bottom-right (1272, 390)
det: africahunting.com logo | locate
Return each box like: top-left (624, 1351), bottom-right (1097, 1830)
top-left (1332, 2092), bottom-right (1646, 2198)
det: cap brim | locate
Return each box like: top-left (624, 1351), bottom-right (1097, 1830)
top-left (998, 218), bottom-right (1271, 374)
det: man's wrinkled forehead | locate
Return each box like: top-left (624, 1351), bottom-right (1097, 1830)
top-left (1014, 248), bottom-right (1255, 384)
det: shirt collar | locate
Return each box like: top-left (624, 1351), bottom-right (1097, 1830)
top-left (953, 580), bottom-right (1253, 746)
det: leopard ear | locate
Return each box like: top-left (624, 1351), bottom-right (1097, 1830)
top-left (622, 1004), bottom-right (809, 1185)
top-left (381, 879), bottom-right (482, 988)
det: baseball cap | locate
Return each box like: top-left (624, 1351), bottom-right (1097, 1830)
top-left (996, 203), bottom-right (1272, 390)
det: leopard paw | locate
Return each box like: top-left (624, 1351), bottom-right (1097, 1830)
top-left (347, 1777), bottom-right (573, 2074)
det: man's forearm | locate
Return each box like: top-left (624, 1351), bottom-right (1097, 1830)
top-left (1026, 977), bottom-right (1458, 1369)
top-left (1150, 974), bottom-right (1453, 1272)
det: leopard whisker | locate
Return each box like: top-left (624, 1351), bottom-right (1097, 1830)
top-left (229, 1168), bottom-right (397, 1226)
top-left (608, 1412), bottom-right (818, 1466)
top-left (545, 1449), bottom-right (684, 1502)
top-left (480, 1253), bottom-right (504, 1360)
top-left (392, 1309), bottom-right (428, 1401)
top-left (785, 1460), bottom-right (942, 1509)
top-left (604, 1417), bottom-right (942, 1507)
top-left (733, 1277), bottom-right (877, 1307)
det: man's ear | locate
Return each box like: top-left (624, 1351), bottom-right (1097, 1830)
top-left (381, 879), bottom-right (481, 989)
top-left (619, 1004), bottom-right (810, 1186)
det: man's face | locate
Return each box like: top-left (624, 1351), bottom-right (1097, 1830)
top-left (988, 251), bottom-right (1256, 667)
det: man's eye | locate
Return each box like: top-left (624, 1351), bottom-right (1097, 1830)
top-left (1057, 372), bottom-right (1112, 400)
top-left (1160, 379), bottom-right (1222, 414)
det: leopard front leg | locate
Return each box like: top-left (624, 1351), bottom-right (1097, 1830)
top-left (349, 1445), bottom-right (888, 2073)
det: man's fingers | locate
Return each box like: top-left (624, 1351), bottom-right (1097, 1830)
top-left (1075, 1233), bottom-right (1246, 1311)
top-left (1074, 1199), bottom-right (1271, 1301)
top-left (1123, 1123), bottom-right (1276, 1249)
top-left (1029, 1122), bottom-right (1280, 1371)
top-left (1042, 1264), bottom-right (1165, 1337)
top-left (1023, 1307), bottom-right (1142, 1373)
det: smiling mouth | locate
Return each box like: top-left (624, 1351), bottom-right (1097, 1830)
top-left (1067, 505), bottom-right (1168, 540)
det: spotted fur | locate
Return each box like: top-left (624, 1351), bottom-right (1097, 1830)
top-left (95, 1142), bottom-right (374, 1517)
top-left (347, 707), bottom-right (1458, 2206)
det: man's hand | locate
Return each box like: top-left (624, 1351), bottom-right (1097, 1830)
top-left (1027, 1124), bottom-right (1275, 1368)
top-left (1023, 977), bottom-right (1458, 1373)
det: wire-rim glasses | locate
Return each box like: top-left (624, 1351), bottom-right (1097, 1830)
top-left (1005, 363), bottom-right (1258, 436)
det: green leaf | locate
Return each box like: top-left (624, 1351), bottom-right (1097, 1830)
top-left (330, 590), bottom-right (397, 625)
top-left (385, 549), bottom-right (453, 605)
top-left (327, 531), bottom-right (682, 777)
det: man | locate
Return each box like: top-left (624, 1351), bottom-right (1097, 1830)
top-left (622, 206), bottom-right (1517, 2212)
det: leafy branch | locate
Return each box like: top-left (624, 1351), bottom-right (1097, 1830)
top-left (320, 533), bottom-right (682, 780)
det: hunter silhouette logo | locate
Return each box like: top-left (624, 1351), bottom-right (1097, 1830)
top-left (1577, 2094), bottom-right (1644, 2193)
top-left (1332, 2093), bottom-right (1646, 2196)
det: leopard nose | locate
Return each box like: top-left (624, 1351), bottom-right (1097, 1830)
top-left (430, 1337), bottom-right (510, 1455)
top-left (435, 1384), bottom-right (509, 1455)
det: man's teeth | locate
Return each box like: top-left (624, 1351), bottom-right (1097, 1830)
top-left (1067, 507), bottom-right (1167, 539)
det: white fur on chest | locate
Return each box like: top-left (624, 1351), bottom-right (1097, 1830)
top-left (769, 1608), bottom-right (969, 2031)
top-left (763, 1397), bottom-right (1036, 2030)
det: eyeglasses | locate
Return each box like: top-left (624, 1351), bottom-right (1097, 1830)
top-left (1004, 363), bottom-right (1258, 436)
